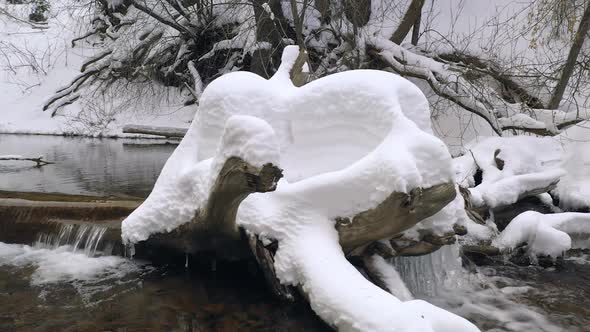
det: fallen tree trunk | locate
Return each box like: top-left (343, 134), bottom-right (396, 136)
top-left (337, 183), bottom-right (456, 253)
top-left (122, 124), bottom-right (188, 138)
top-left (141, 157), bottom-right (283, 258)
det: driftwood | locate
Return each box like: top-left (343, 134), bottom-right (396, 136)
top-left (122, 124), bottom-right (188, 138)
top-left (246, 233), bottom-right (296, 301)
top-left (0, 155), bottom-right (54, 166)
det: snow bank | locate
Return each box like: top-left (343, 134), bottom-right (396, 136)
top-left (123, 46), bottom-right (477, 331)
top-left (0, 0), bottom-right (195, 137)
top-left (494, 211), bottom-right (590, 257)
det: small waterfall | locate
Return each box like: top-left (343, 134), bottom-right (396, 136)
top-left (392, 244), bottom-right (465, 297)
top-left (35, 224), bottom-right (110, 257)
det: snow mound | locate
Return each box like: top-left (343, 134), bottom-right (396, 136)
top-left (122, 46), bottom-right (477, 331)
top-left (555, 142), bottom-right (590, 210)
top-left (494, 211), bottom-right (590, 257)
top-left (453, 136), bottom-right (565, 208)
top-left (455, 127), bottom-right (590, 211)
top-left (554, 122), bottom-right (590, 210)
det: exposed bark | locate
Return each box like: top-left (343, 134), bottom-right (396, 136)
top-left (143, 157), bottom-right (283, 257)
top-left (548, 2), bottom-right (590, 110)
top-left (246, 232), bottom-right (296, 301)
top-left (289, 0), bottom-right (309, 48)
top-left (390, 0), bottom-right (425, 44)
top-left (122, 124), bottom-right (188, 138)
top-left (336, 182), bottom-right (456, 253)
top-left (315, 0), bottom-right (330, 23)
top-left (289, 47), bottom-right (310, 86)
top-left (250, 0), bottom-right (285, 78)
top-left (411, 11), bottom-right (421, 46)
top-left (0, 195), bottom-right (137, 246)
top-left (344, 0), bottom-right (371, 28)
top-left (390, 238), bottom-right (441, 256)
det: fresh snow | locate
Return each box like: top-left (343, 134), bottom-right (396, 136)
top-left (0, 0), bottom-right (195, 137)
top-left (452, 134), bottom-right (590, 210)
top-left (122, 46), bottom-right (479, 331)
top-left (494, 211), bottom-right (590, 257)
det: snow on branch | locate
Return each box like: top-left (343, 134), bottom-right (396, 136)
top-left (494, 211), bottom-right (590, 257)
top-left (369, 39), bottom-right (590, 136)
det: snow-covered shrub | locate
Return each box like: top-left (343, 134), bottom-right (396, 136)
top-left (28, 0), bottom-right (49, 22)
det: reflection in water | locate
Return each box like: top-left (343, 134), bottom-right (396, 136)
top-left (0, 134), bottom-right (177, 197)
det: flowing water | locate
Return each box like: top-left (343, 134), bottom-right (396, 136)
top-left (394, 246), bottom-right (590, 332)
top-left (0, 224), bottom-right (329, 331)
top-left (1, 134), bottom-right (589, 331)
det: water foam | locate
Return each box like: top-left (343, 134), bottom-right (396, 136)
top-left (393, 245), bottom-right (565, 331)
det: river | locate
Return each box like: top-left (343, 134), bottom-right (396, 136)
top-left (0, 134), bottom-right (588, 332)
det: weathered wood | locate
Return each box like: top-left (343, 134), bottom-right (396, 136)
top-left (390, 0), bottom-right (425, 44)
top-left (289, 47), bottom-right (310, 87)
top-left (122, 124), bottom-right (188, 138)
top-left (336, 182), bottom-right (456, 253)
top-left (0, 176), bottom-right (456, 262)
top-left (143, 157), bottom-right (283, 257)
top-left (0, 197), bottom-right (135, 246)
top-left (246, 232), bottom-right (296, 301)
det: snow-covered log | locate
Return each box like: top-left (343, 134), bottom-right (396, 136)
top-left (122, 124), bottom-right (188, 138)
top-left (121, 46), bottom-right (478, 331)
top-left (140, 154), bottom-right (283, 256)
top-left (494, 211), bottom-right (590, 258)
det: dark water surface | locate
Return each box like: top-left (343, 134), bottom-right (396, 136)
top-left (0, 250), bottom-right (328, 332)
top-left (0, 134), bottom-right (176, 197)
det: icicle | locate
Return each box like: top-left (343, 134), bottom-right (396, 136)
top-left (125, 243), bottom-right (136, 258)
top-left (185, 253), bottom-right (189, 269)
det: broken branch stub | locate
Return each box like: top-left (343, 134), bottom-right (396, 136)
top-left (143, 157), bottom-right (283, 258)
top-left (336, 182), bottom-right (457, 253)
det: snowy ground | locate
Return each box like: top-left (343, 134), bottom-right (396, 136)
top-left (0, 0), bottom-right (195, 137)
